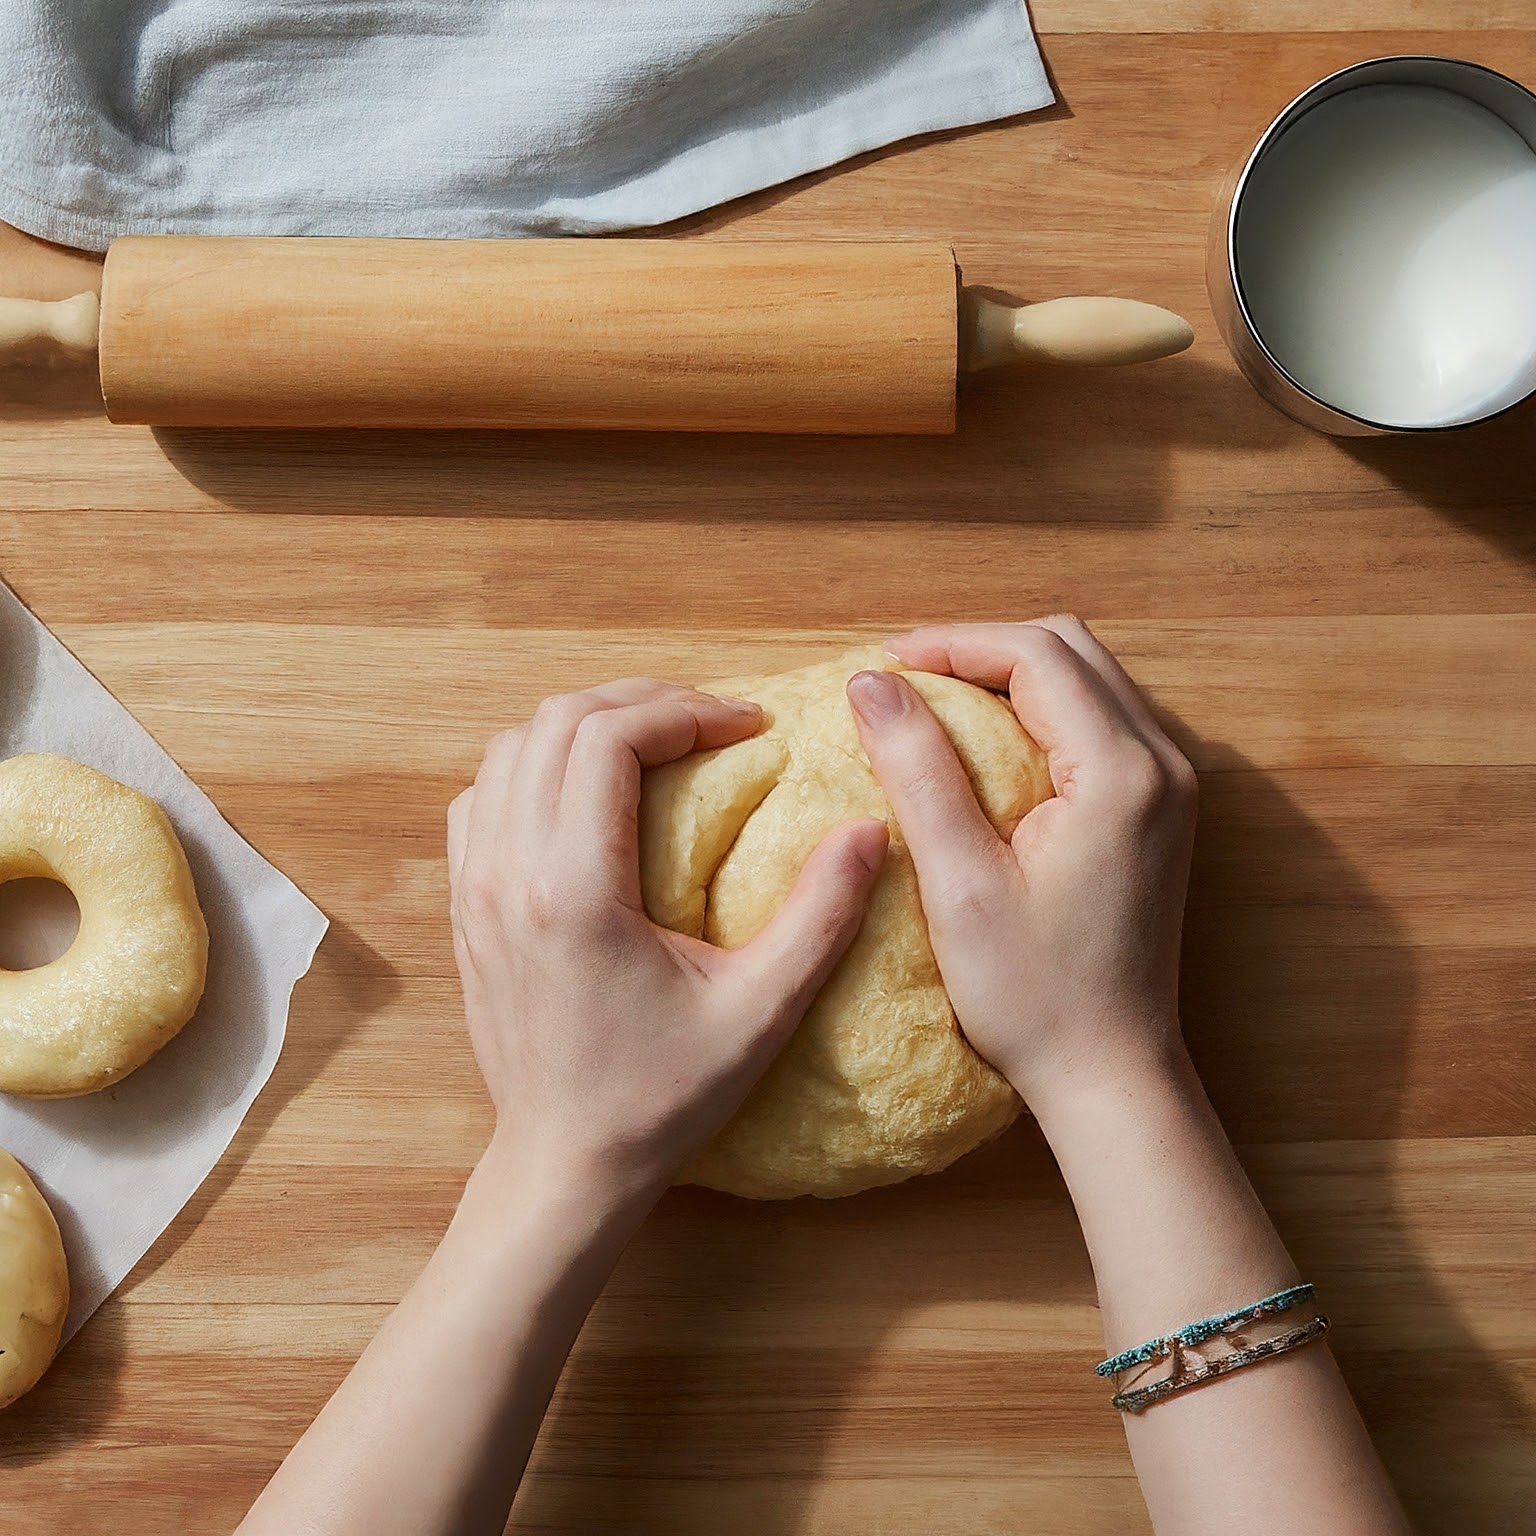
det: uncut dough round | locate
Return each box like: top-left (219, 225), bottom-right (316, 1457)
top-left (0, 1147), bottom-right (69, 1410)
top-left (0, 754), bottom-right (208, 1098)
top-left (640, 647), bottom-right (1053, 1199)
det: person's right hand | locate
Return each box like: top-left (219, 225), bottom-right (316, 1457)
top-left (846, 618), bottom-right (1197, 1111)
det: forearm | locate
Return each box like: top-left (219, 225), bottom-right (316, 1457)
top-left (1033, 1036), bottom-right (1409, 1536)
top-left (237, 1139), bottom-right (651, 1536)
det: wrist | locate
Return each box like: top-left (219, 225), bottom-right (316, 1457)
top-left (458, 1129), bottom-right (662, 1256)
top-left (1020, 1029), bottom-right (1201, 1145)
top-left (396, 1134), bottom-right (657, 1398)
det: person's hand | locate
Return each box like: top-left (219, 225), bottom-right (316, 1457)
top-left (448, 678), bottom-right (888, 1205)
top-left (846, 618), bottom-right (1196, 1111)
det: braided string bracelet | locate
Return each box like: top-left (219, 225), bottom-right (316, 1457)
top-left (1096, 1284), bottom-right (1331, 1414)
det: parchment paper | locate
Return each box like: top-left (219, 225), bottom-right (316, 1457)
top-left (0, 581), bottom-right (329, 1338)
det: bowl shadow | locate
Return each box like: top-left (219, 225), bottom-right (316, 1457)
top-left (1340, 396), bottom-right (1536, 567)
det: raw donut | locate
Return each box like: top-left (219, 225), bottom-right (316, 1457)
top-left (0, 754), bottom-right (208, 1098)
top-left (0, 1147), bottom-right (69, 1410)
top-left (640, 647), bottom-right (1053, 1199)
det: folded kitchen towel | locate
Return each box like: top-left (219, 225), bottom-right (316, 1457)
top-left (0, 0), bottom-right (1052, 252)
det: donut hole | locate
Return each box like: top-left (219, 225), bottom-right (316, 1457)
top-left (0, 877), bottom-right (81, 971)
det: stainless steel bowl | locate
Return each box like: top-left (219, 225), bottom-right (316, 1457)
top-left (1208, 55), bottom-right (1536, 436)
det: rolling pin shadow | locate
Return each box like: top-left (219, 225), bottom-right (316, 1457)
top-left (14, 237), bottom-right (1193, 433)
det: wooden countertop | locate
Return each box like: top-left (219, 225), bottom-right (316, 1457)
top-left (2, 9), bottom-right (1533, 1533)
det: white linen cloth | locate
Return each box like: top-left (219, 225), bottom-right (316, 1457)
top-left (0, 583), bottom-right (328, 1338)
top-left (0, 0), bottom-right (1052, 251)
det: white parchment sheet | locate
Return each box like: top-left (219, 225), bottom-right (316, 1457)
top-left (0, 581), bottom-right (328, 1337)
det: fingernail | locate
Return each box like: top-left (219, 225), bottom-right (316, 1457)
top-left (718, 695), bottom-right (760, 715)
top-left (847, 669), bottom-right (905, 724)
top-left (852, 819), bottom-right (891, 873)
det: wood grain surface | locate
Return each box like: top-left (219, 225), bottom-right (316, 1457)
top-left (2, 18), bottom-right (1534, 1536)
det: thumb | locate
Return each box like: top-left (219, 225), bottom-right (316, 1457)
top-left (729, 817), bottom-right (889, 1037)
top-left (847, 669), bottom-right (1006, 873)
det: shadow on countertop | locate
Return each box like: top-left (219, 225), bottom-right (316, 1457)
top-left (0, 358), bottom-right (103, 420)
top-left (120, 918), bottom-right (397, 1293)
top-left (148, 352), bottom-right (1288, 530)
top-left (1341, 397), bottom-right (1536, 567)
top-left (1181, 747), bottom-right (1534, 1535)
top-left (0, 921), bottom-right (394, 1468)
top-left (511, 741), bottom-right (1532, 1536)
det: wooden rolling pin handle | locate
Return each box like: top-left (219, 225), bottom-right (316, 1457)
top-left (961, 292), bottom-right (1194, 373)
top-left (83, 237), bottom-right (1195, 430)
top-left (0, 292), bottom-right (101, 360)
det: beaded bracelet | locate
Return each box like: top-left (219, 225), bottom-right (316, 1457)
top-left (1097, 1284), bottom-right (1329, 1414)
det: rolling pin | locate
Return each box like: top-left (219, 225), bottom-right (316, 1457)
top-left (2, 237), bottom-right (1192, 433)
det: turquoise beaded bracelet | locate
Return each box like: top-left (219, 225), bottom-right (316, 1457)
top-left (1095, 1283), bottom-right (1317, 1379)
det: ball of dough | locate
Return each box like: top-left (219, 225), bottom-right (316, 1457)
top-left (0, 753), bottom-right (208, 1098)
top-left (0, 1147), bottom-right (69, 1410)
top-left (640, 647), bottom-right (1053, 1199)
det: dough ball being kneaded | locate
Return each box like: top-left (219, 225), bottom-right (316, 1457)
top-left (639, 646), bottom-right (1053, 1199)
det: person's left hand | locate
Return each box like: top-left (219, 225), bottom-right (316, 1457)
top-left (448, 678), bottom-right (888, 1205)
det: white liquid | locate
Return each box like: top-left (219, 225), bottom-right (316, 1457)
top-left (1236, 83), bottom-right (1536, 427)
